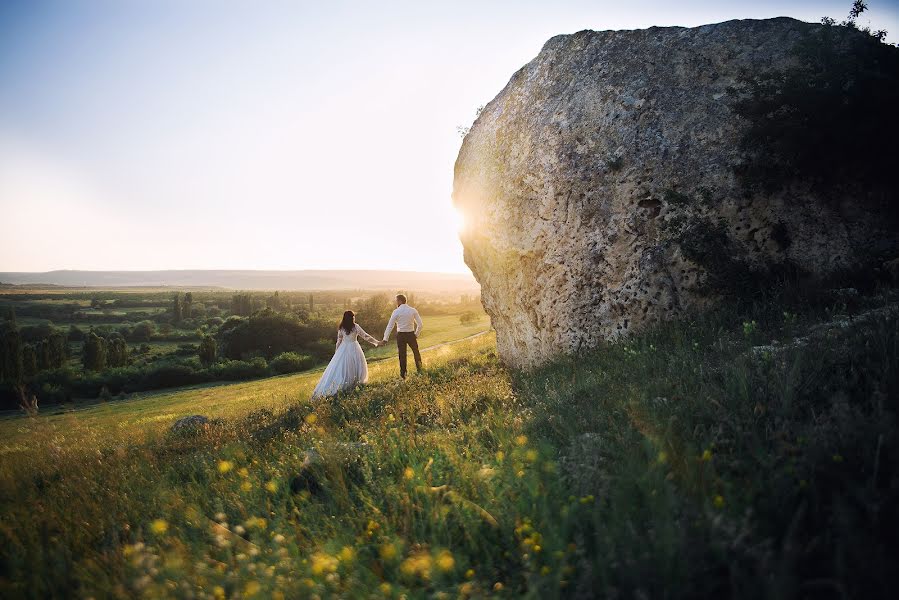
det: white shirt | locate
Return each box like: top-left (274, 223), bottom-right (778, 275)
top-left (384, 304), bottom-right (423, 340)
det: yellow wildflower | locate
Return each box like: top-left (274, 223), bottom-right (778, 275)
top-left (701, 449), bottom-right (713, 462)
top-left (243, 581), bottom-right (261, 596)
top-left (435, 549), bottom-right (455, 572)
top-left (213, 586), bottom-right (225, 599)
top-left (400, 552), bottom-right (433, 579)
top-left (657, 451), bottom-right (668, 464)
top-left (493, 582), bottom-right (504, 591)
top-left (265, 480), bottom-right (278, 493)
top-left (150, 519), bottom-right (168, 535)
top-left (465, 568), bottom-right (475, 578)
top-left (241, 481), bottom-right (253, 492)
top-left (515, 435), bottom-right (528, 446)
top-left (403, 467), bottom-right (415, 480)
top-left (339, 546), bottom-right (355, 562)
top-left (305, 413), bottom-right (317, 425)
top-left (379, 582), bottom-right (392, 594)
top-left (379, 543), bottom-right (398, 561)
top-left (495, 451), bottom-right (505, 462)
top-left (311, 552), bottom-right (338, 575)
top-left (218, 460), bottom-right (234, 474)
top-left (525, 449), bottom-right (538, 462)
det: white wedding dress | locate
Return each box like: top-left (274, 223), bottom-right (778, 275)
top-left (311, 323), bottom-right (380, 399)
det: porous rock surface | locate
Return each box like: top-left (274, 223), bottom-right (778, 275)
top-left (453, 17), bottom-right (897, 368)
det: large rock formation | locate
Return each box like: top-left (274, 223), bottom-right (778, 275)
top-left (453, 17), bottom-right (899, 368)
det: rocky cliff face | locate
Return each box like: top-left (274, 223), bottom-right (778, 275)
top-left (453, 17), bottom-right (898, 368)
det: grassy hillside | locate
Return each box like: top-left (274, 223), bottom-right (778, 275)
top-left (0, 287), bottom-right (897, 598)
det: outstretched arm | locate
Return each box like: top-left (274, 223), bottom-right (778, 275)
top-left (355, 324), bottom-right (380, 347)
top-left (383, 310), bottom-right (398, 342)
top-left (413, 308), bottom-right (423, 337)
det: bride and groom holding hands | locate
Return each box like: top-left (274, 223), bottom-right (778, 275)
top-left (311, 294), bottom-right (423, 399)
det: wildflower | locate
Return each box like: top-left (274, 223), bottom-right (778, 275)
top-left (465, 569), bottom-right (475, 579)
top-left (713, 494), bottom-right (725, 509)
top-left (218, 460), bottom-right (234, 474)
top-left (525, 449), bottom-right (538, 462)
top-left (215, 512), bottom-right (227, 522)
top-left (311, 552), bottom-right (338, 575)
top-left (579, 495), bottom-right (595, 504)
top-left (274, 534), bottom-right (285, 544)
top-left (243, 580), bottom-right (261, 596)
top-left (516, 470), bottom-right (525, 478)
top-left (150, 519), bottom-right (168, 535)
top-left (238, 467), bottom-right (249, 478)
top-left (244, 517), bottom-right (267, 530)
top-left (379, 542), bottom-right (397, 561)
top-left (657, 451), bottom-right (668, 464)
top-left (403, 467), bottom-right (415, 480)
top-left (460, 582), bottom-right (474, 595)
top-left (305, 413), bottom-right (317, 425)
top-left (213, 585), bottom-right (226, 599)
top-left (515, 435), bottom-right (528, 446)
top-left (241, 481), bottom-right (253, 492)
top-left (495, 451), bottom-right (505, 463)
top-left (366, 520), bottom-right (380, 537)
top-left (234, 525), bottom-right (246, 535)
top-left (435, 549), bottom-right (455, 572)
top-left (339, 546), bottom-right (355, 562)
top-left (379, 582), bottom-right (392, 594)
top-left (541, 566), bottom-right (552, 576)
top-left (266, 480), bottom-right (278, 493)
top-left (493, 582), bottom-right (504, 591)
top-left (701, 449), bottom-right (713, 462)
top-left (387, 413), bottom-right (396, 422)
top-left (400, 552), bottom-right (433, 579)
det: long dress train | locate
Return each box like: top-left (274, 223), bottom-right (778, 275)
top-left (311, 323), bottom-right (380, 399)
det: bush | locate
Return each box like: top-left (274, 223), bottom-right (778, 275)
top-left (459, 311), bottom-right (478, 326)
top-left (139, 363), bottom-right (205, 390)
top-left (270, 352), bottom-right (315, 375)
top-left (207, 357), bottom-right (269, 381)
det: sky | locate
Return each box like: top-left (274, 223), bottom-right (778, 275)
top-left (2, 0), bottom-right (897, 274)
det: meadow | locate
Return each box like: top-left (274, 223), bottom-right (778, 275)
top-left (1, 283), bottom-right (896, 598)
top-left (0, 287), bottom-right (487, 408)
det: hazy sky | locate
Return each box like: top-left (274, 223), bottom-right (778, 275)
top-left (2, 1), bottom-right (897, 273)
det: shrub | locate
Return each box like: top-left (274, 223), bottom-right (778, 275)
top-left (270, 352), bottom-right (315, 375)
top-left (207, 357), bottom-right (269, 381)
top-left (139, 363), bottom-right (205, 390)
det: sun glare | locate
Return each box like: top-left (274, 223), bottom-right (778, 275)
top-left (452, 208), bottom-right (467, 234)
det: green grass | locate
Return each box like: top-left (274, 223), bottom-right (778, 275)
top-left (1, 290), bottom-right (897, 598)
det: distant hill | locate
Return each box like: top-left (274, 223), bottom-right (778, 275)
top-left (0, 270), bottom-right (479, 292)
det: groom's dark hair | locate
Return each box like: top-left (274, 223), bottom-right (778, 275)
top-left (396, 294), bottom-right (407, 304)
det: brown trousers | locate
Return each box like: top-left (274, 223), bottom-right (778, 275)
top-left (396, 331), bottom-right (422, 378)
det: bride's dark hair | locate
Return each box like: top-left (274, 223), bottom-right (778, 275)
top-left (339, 310), bottom-right (356, 334)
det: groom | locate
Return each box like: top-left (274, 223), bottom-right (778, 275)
top-left (383, 294), bottom-right (423, 378)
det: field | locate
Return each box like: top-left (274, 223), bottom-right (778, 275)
top-left (0, 286), bottom-right (487, 407)
top-left (1, 287), bottom-right (897, 598)
top-left (0, 314), bottom-right (490, 455)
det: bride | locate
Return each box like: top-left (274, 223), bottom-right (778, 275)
top-left (311, 310), bottom-right (383, 399)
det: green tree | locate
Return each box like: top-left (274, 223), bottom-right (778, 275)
top-left (173, 293), bottom-right (183, 322)
top-left (183, 292), bottom-right (193, 318)
top-left (22, 344), bottom-right (37, 378)
top-left (0, 319), bottom-right (23, 384)
top-left (106, 333), bottom-right (128, 368)
top-left (82, 331), bottom-right (107, 372)
top-left (198, 335), bottom-right (217, 367)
